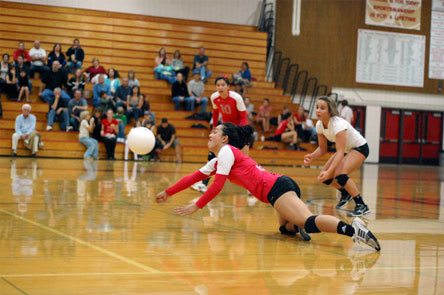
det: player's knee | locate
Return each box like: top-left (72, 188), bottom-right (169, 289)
top-left (304, 215), bottom-right (321, 233)
top-left (322, 178), bottom-right (334, 185)
top-left (335, 174), bottom-right (349, 187)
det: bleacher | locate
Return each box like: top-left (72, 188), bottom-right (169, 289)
top-left (0, 1), bottom-right (329, 166)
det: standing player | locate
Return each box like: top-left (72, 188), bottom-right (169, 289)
top-left (192, 76), bottom-right (253, 193)
top-left (156, 123), bottom-right (381, 251)
top-left (303, 96), bottom-right (370, 216)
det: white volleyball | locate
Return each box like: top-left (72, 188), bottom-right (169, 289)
top-left (127, 127), bottom-right (156, 155)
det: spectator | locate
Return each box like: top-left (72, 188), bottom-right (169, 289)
top-left (46, 88), bottom-right (72, 132)
top-left (141, 94), bottom-right (155, 123)
top-left (105, 68), bottom-right (120, 95)
top-left (172, 50), bottom-right (190, 81)
top-left (268, 115), bottom-right (302, 150)
top-left (0, 54), bottom-right (12, 114)
top-left (101, 109), bottom-right (118, 160)
top-left (17, 68), bottom-right (30, 102)
top-left (47, 43), bottom-right (66, 68)
top-left (188, 72), bottom-right (208, 113)
top-left (66, 38), bottom-right (85, 73)
top-left (68, 89), bottom-right (88, 131)
top-left (140, 113), bottom-right (162, 161)
top-left (155, 47), bottom-right (171, 67)
top-left (91, 108), bottom-right (103, 142)
top-left (114, 77), bottom-right (130, 109)
top-left (232, 62), bottom-right (252, 93)
top-left (256, 98), bottom-right (272, 132)
top-left (92, 74), bottom-right (111, 107)
top-left (154, 49), bottom-right (176, 84)
top-left (11, 104), bottom-right (42, 157)
top-left (79, 111), bottom-right (98, 160)
top-left (157, 118), bottom-right (182, 163)
top-left (39, 60), bottom-right (70, 104)
top-left (99, 90), bottom-right (115, 111)
top-left (127, 70), bottom-right (140, 88)
top-left (67, 68), bottom-right (86, 97)
top-left (126, 86), bottom-right (143, 123)
top-left (293, 105), bottom-right (306, 139)
top-left (15, 55), bottom-right (32, 91)
top-left (277, 106), bottom-right (291, 125)
top-left (12, 41), bottom-right (31, 66)
top-left (172, 73), bottom-right (192, 111)
top-left (244, 97), bottom-right (255, 121)
top-left (113, 106), bottom-right (127, 143)
top-left (29, 40), bottom-right (49, 78)
top-left (302, 109), bottom-right (317, 143)
top-left (84, 58), bottom-right (106, 84)
top-left (192, 47), bottom-right (211, 82)
top-left (339, 100), bottom-right (353, 124)
top-left (2, 63), bottom-right (18, 100)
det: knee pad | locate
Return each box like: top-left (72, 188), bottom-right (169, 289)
top-left (335, 174), bottom-right (349, 187)
top-left (304, 215), bottom-right (321, 233)
top-left (323, 178), bottom-right (334, 185)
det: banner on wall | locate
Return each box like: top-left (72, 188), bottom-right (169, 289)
top-left (432, 0), bottom-right (444, 11)
top-left (365, 0), bottom-right (422, 30)
top-left (429, 11), bottom-right (444, 79)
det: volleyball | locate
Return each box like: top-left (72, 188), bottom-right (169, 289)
top-left (127, 127), bottom-right (156, 155)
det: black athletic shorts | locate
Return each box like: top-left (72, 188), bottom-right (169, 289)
top-left (352, 143), bottom-right (369, 158)
top-left (267, 175), bottom-right (301, 206)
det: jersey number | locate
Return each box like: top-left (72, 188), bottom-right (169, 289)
top-left (220, 105), bottom-right (232, 114)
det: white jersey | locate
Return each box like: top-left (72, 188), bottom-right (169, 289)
top-left (316, 116), bottom-right (366, 152)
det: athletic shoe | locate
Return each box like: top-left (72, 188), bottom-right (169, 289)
top-left (352, 217), bottom-right (381, 251)
top-left (46, 125), bottom-right (52, 131)
top-left (191, 181), bottom-right (207, 193)
top-left (350, 203), bottom-right (370, 216)
top-left (66, 126), bottom-right (73, 132)
top-left (336, 191), bottom-right (352, 208)
top-left (297, 226), bottom-right (311, 241)
top-left (279, 225), bottom-right (311, 241)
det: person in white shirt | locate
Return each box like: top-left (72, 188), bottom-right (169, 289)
top-left (339, 100), bottom-right (353, 124)
top-left (78, 111), bottom-right (98, 160)
top-left (11, 104), bottom-right (42, 157)
top-left (302, 109), bottom-right (316, 143)
top-left (29, 40), bottom-right (49, 78)
top-left (304, 96), bottom-right (370, 217)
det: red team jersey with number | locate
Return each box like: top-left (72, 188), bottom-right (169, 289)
top-left (210, 91), bottom-right (248, 127)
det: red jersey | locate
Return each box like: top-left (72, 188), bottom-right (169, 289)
top-left (274, 119), bottom-right (289, 136)
top-left (101, 118), bottom-right (118, 135)
top-left (210, 91), bottom-right (248, 128)
top-left (166, 145), bottom-right (281, 208)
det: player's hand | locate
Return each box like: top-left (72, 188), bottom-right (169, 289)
top-left (318, 170), bottom-right (333, 183)
top-left (156, 191), bottom-right (169, 203)
top-left (174, 203), bottom-right (199, 216)
top-left (303, 153), bottom-right (313, 166)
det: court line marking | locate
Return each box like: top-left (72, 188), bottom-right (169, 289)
top-left (0, 209), bottom-right (160, 274)
top-left (1, 266), bottom-right (444, 278)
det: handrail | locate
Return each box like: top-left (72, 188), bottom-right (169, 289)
top-left (275, 57), bottom-right (290, 88)
top-left (282, 64), bottom-right (299, 95)
top-left (291, 70), bottom-right (308, 102)
top-left (308, 84), bottom-right (328, 115)
top-left (300, 77), bottom-right (318, 106)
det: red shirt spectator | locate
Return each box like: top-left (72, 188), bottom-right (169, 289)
top-left (13, 42), bottom-right (31, 62)
top-left (274, 119), bottom-right (289, 136)
top-left (101, 118), bottom-right (118, 135)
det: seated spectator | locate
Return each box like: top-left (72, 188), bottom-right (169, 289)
top-left (67, 68), bottom-right (86, 97)
top-left (15, 55), bottom-right (32, 91)
top-left (302, 109), bottom-right (317, 143)
top-left (293, 105), bottom-right (306, 141)
top-left (0, 54), bottom-right (14, 112)
top-left (99, 90), bottom-right (116, 111)
top-left (66, 38), bottom-right (84, 73)
top-left (244, 97), bottom-right (255, 121)
top-left (46, 88), bottom-right (72, 132)
top-left (154, 49), bottom-right (176, 84)
top-left (140, 114), bottom-right (162, 161)
top-left (256, 98), bottom-right (272, 132)
top-left (114, 77), bottom-right (130, 109)
top-left (12, 41), bottom-right (31, 67)
top-left (172, 50), bottom-right (190, 81)
top-left (106, 68), bottom-right (120, 95)
top-left (187, 72), bottom-right (208, 113)
top-left (92, 74), bottom-right (111, 107)
top-left (29, 40), bottom-right (49, 78)
top-left (155, 47), bottom-right (171, 67)
top-left (172, 73), bottom-right (192, 111)
top-left (17, 68), bottom-right (30, 102)
top-left (68, 90), bottom-right (88, 131)
top-left (91, 108), bottom-right (103, 142)
top-left (126, 86), bottom-right (143, 123)
top-left (47, 43), bottom-right (66, 68)
top-left (101, 109), bottom-right (118, 160)
top-left (232, 62), bottom-right (252, 93)
top-left (141, 94), bottom-right (155, 123)
top-left (339, 100), bottom-right (353, 124)
top-left (84, 58), bottom-right (106, 84)
top-left (267, 115), bottom-right (303, 150)
top-left (192, 47), bottom-right (211, 82)
top-left (4, 65), bottom-right (18, 100)
top-left (277, 106), bottom-right (291, 125)
top-left (113, 106), bottom-right (127, 143)
top-left (157, 118), bottom-right (182, 163)
top-left (127, 70), bottom-right (140, 88)
top-left (78, 111), bottom-right (98, 160)
top-left (39, 61), bottom-right (70, 104)
top-left (11, 104), bottom-right (42, 157)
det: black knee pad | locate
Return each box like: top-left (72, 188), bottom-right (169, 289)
top-left (304, 215), bottom-right (321, 233)
top-left (335, 174), bottom-right (349, 187)
top-left (323, 178), bottom-right (334, 185)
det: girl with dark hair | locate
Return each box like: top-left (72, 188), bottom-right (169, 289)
top-left (126, 86), bottom-right (143, 124)
top-left (304, 96), bottom-right (370, 216)
top-left (106, 68), bottom-right (121, 95)
top-left (47, 43), bottom-right (66, 67)
top-left (157, 122), bottom-right (381, 251)
top-left (172, 50), bottom-right (190, 81)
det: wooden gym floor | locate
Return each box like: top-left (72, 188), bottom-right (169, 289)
top-left (0, 157), bottom-right (442, 294)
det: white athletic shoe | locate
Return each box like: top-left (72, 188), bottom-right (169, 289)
top-left (191, 181), bottom-right (207, 193)
top-left (46, 125), bottom-right (52, 131)
top-left (352, 217), bottom-right (381, 251)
